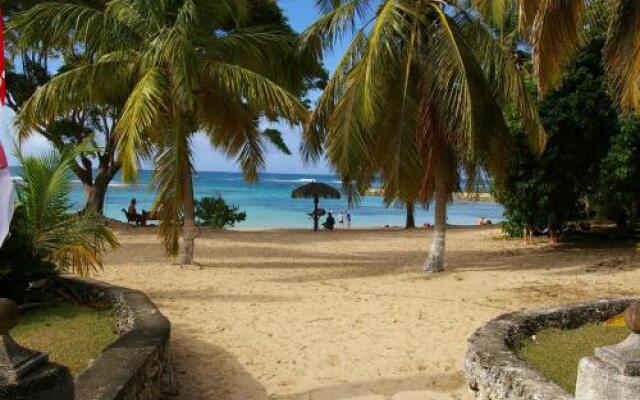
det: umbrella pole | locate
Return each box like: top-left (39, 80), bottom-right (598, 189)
top-left (314, 197), bottom-right (319, 232)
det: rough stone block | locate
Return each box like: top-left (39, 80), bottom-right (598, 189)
top-left (0, 363), bottom-right (73, 400)
top-left (576, 356), bottom-right (640, 400)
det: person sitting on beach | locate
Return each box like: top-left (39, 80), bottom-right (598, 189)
top-left (128, 198), bottom-right (138, 216)
top-left (322, 212), bottom-right (335, 230)
top-left (126, 198), bottom-right (146, 226)
top-left (476, 216), bottom-right (487, 226)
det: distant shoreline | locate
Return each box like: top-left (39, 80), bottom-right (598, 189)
top-left (365, 188), bottom-right (496, 202)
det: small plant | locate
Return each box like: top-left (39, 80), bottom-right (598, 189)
top-left (195, 196), bottom-right (246, 229)
top-left (1, 145), bottom-right (119, 300)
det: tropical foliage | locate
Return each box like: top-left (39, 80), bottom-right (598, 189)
top-left (1, 144), bottom-right (118, 283)
top-left (11, 0), bottom-right (322, 264)
top-left (5, 0), bottom-right (127, 214)
top-left (496, 9), bottom-right (636, 240)
top-left (302, 0), bottom-right (544, 272)
top-left (470, 0), bottom-right (640, 113)
top-left (0, 207), bottom-right (57, 301)
top-left (195, 196), bottom-right (246, 229)
top-left (595, 116), bottom-right (640, 227)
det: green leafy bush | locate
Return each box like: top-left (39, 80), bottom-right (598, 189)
top-left (496, 35), bottom-right (618, 238)
top-left (595, 116), bottom-right (640, 227)
top-left (0, 207), bottom-right (57, 301)
top-left (195, 196), bottom-right (246, 229)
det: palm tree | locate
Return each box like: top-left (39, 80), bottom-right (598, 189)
top-left (405, 201), bottom-right (416, 229)
top-left (11, 0), bottom-right (314, 264)
top-left (13, 143), bottom-right (119, 276)
top-left (470, 0), bottom-right (640, 114)
top-left (302, 0), bottom-right (544, 272)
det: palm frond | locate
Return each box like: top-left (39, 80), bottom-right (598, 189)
top-left (300, 0), bottom-right (373, 58)
top-left (455, 9), bottom-right (546, 152)
top-left (530, 0), bottom-right (586, 94)
top-left (263, 129), bottom-right (292, 156)
top-left (15, 55), bottom-right (134, 141)
top-left (469, 0), bottom-right (513, 31)
top-left (205, 61), bottom-right (307, 123)
top-left (9, 2), bottom-right (140, 53)
top-left (115, 67), bottom-right (170, 182)
top-left (423, 4), bottom-right (509, 160)
top-left (303, 30), bottom-right (368, 162)
top-left (604, 0), bottom-right (640, 113)
top-left (14, 144), bottom-right (118, 276)
top-left (152, 126), bottom-right (193, 256)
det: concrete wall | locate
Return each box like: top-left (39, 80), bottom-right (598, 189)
top-left (49, 276), bottom-right (175, 400)
top-left (464, 297), bottom-right (638, 400)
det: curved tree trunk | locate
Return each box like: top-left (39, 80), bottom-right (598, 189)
top-left (84, 183), bottom-right (108, 214)
top-left (423, 161), bottom-right (448, 274)
top-left (405, 201), bottom-right (416, 229)
top-left (179, 167), bottom-right (197, 265)
top-left (83, 165), bottom-right (119, 214)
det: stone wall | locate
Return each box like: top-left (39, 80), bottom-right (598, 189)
top-left (464, 297), bottom-right (638, 400)
top-left (48, 276), bottom-right (175, 400)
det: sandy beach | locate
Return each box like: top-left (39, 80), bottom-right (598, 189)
top-left (95, 226), bottom-right (640, 400)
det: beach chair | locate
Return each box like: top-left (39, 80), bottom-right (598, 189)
top-left (122, 209), bottom-right (145, 226)
top-left (122, 209), bottom-right (161, 226)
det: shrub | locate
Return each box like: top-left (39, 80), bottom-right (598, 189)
top-left (496, 34), bottom-right (618, 239)
top-left (595, 116), bottom-right (640, 227)
top-left (195, 196), bottom-right (246, 229)
top-left (0, 145), bottom-right (119, 301)
top-left (0, 207), bottom-right (57, 301)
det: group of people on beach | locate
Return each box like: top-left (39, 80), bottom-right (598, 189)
top-left (322, 210), bottom-right (352, 230)
top-left (476, 216), bottom-right (493, 226)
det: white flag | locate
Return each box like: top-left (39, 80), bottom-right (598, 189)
top-left (0, 141), bottom-right (13, 247)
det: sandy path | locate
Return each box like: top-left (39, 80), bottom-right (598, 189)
top-left (96, 227), bottom-right (640, 400)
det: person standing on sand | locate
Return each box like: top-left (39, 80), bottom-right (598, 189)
top-left (346, 211), bottom-right (351, 229)
top-left (323, 212), bottom-right (335, 230)
top-left (337, 211), bottom-right (345, 228)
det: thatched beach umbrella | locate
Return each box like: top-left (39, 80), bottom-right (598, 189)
top-left (292, 183), bottom-right (341, 231)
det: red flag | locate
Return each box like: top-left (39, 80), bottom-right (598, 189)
top-left (0, 8), bottom-right (4, 105)
top-left (0, 142), bottom-right (6, 169)
top-left (0, 8), bottom-right (11, 247)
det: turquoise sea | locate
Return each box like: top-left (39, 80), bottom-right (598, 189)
top-left (11, 169), bottom-right (504, 228)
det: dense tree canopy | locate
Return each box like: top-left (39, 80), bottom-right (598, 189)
top-left (302, 0), bottom-right (543, 272)
top-left (497, 33), bottom-right (627, 239)
top-left (7, 0), bottom-right (326, 215)
top-left (11, 0), bottom-right (323, 264)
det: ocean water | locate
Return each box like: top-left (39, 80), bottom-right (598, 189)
top-left (11, 169), bottom-right (504, 228)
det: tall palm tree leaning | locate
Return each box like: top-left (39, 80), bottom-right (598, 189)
top-left (301, 0), bottom-right (545, 273)
top-left (470, 0), bottom-right (640, 114)
top-left (11, 0), bottom-right (319, 264)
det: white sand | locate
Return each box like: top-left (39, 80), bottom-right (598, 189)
top-left (96, 226), bottom-right (640, 400)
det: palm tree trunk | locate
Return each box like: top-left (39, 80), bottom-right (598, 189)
top-left (423, 162), bottom-right (448, 273)
top-left (179, 167), bottom-right (197, 264)
top-left (313, 196), bottom-right (319, 232)
top-left (406, 201), bottom-right (416, 229)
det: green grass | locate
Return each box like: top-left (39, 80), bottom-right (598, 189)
top-left (516, 324), bottom-right (629, 393)
top-left (12, 304), bottom-right (117, 374)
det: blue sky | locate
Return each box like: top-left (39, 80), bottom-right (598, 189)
top-left (1, 1), bottom-right (349, 175)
